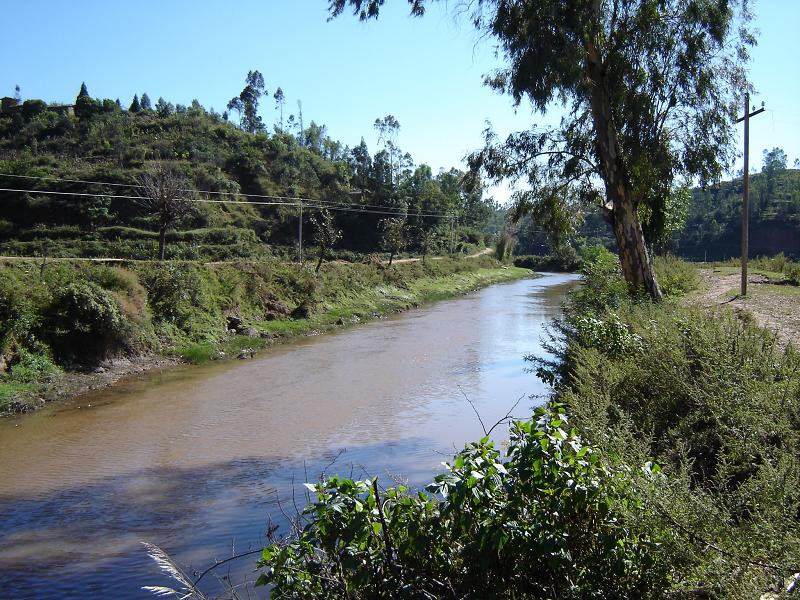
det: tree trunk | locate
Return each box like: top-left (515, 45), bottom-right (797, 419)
top-left (388, 251), bottom-right (394, 267)
top-left (586, 41), bottom-right (663, 301)
top-left (315, 249), bottom-right (325, 274)
top-left (158, 228), bottom-right (166, 261)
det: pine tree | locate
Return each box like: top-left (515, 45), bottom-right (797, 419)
top-left (75, 82), bottom-right (97, 121)
top-left (140, 93), bottom-right (152, 111)
top-left (129, 94), bottom-right (141, 113)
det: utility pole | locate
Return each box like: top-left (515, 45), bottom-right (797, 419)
top-left (298, 199), bottom-right (303, 264)
top-left (735, 93), bottom-right (765, 296)
top-left (450, 215), bottom-right (455, 254)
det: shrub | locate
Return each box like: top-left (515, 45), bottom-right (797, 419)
top-left (0, 273), bottom-right (31, 351)
top-left (513, 248), bottom-right (581, 272)
top-left (786, 262), bottom-right (800, 286)
top-left (45, 281), bottom-right (129, 362)
top-left (6, 348), bottom-right (59, 383)
top-left (257, 404), bottom-right (668, 598)
top-left (569, 245), bottom-right (629, 315)
top-left (136, 263), bottom-right (221, 342)
top-left (494, 232), bottom-right (515, 261)
top-left (555, 300), bottom-right (800, 597)
top-left (653, 254), bottom-right (700, 297)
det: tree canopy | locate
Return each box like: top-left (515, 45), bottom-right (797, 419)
top-left (329, 0), bottom-right (754, 300)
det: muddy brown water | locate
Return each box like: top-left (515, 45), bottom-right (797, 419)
top-left (0, 273), bottom-right (578, 598)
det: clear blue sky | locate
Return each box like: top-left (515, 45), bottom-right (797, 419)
top-left (2, 1), bottom-right (798, 201)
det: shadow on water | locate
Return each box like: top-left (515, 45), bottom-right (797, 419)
top-left (0, 438), bottom-right (445, 599)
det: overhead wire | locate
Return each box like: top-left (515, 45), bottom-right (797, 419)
top-left (0, 172), bottom-right (457, 217)
top-left (0, 187), bottom-right (456, 219)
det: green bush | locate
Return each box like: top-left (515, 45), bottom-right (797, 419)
top-left (569, 245), bottom-right (629, 315)
top-left (6, 348), bottom-right (59, 383)
top-left (45, 281), bottom-right (131, 362)
top-left (136, 263), bottom-right (217, 335)
top-left (653, 254), bottom-right (700, 297)
top-left (786, 262), bottom-right (800, 286)
top-left (257, 404), bottom-right (668, 598)
top-left (513, 248), bottom-right (581, 272)
top-left (0, 273), bottom-right (32, 351)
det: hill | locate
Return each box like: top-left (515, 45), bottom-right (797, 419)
top-left (0, 82), bottom-right (498, 261)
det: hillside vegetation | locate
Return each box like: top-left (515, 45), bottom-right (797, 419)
top-left (0, 80), bottom-right (498, 261)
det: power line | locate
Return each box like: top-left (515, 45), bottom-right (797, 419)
top-left (0, 187), bottom-right (456, 218)
top-left (0, 172), bottom-right (457, 217)
top-left (0, 187), bottom-right (291, 206)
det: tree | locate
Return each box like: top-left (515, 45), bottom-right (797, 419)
top-left (140, 93), bottom-right (152, 111)
top-left (136, 166), bottom-right (192, 260)
top-left (379, 217), bottom-right (407, 266)
top-left (310, 208), bottom-right (343, 273)
top-left (374, 114), bottom-right (401, 187)
top-left (330, 0), bottom-right (753, 301)
top-left (74, 83), bottom-right (97, 122)
top-left (80, 195), bottom-right (113, 232)
top-left (763, 147), bottom-right (787, 176)
top-left (155, 97), bottom-right (174, 117)
top-left (228, 70), bottom-right (266, 133)
top-left (419, 227), bottom-right (439, 262)
top-left (129, 94), bottom-right (141, 113)
top-left (273, 87), bottom-right (285, 131)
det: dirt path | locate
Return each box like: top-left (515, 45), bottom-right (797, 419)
top-left (390, 247), bottom-right (494, 265)
top-left (690, 268), bottom-right (800, 349)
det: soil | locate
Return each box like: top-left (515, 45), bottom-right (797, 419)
top-left (691, 268), bottom-right (800, 349)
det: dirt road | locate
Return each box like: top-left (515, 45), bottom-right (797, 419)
top-left (690, 267), bottom-right (799, 348)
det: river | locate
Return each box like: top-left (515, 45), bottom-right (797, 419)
top-left (0, 272), bottom-right (578, 598)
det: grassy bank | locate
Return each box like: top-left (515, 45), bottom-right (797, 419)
top-left (537, 250), bottom-right (800, 598)
top-left (0, 255), bottom-right (531, 415)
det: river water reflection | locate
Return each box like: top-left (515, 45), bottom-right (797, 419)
top-left (0, 272), bottom-right (578, 598)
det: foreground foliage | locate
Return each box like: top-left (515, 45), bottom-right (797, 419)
top-left (257, 404), bottom-right (667, 598)
top-left (539, 251), bottom-right (800, 598)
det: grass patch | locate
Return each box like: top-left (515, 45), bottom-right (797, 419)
top-left (172, 342), bottom-right (217, 364)
top-left (0, 382), bottom-right (34, 407)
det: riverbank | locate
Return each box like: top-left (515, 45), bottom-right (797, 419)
top-left (0, 255), bottom-right (533, 416)
top-left (247, 251), bottom-right (800, 599)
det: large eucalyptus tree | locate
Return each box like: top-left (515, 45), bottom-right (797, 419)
top-left (329, 0), bottom-right (754, 300)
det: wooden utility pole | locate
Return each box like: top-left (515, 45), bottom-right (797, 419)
top-left (735, 93), bottom-right (765, 296)
top-left (298, 199), bottom-right (303, 264)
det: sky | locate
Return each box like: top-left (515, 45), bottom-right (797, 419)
top-left (2, 1), bottom-right (798, 202)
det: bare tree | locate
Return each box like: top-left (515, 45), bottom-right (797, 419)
top-left (311, 208), bottom-right (342, 273)
top-left (136, 166), bottom-right (192, 260)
